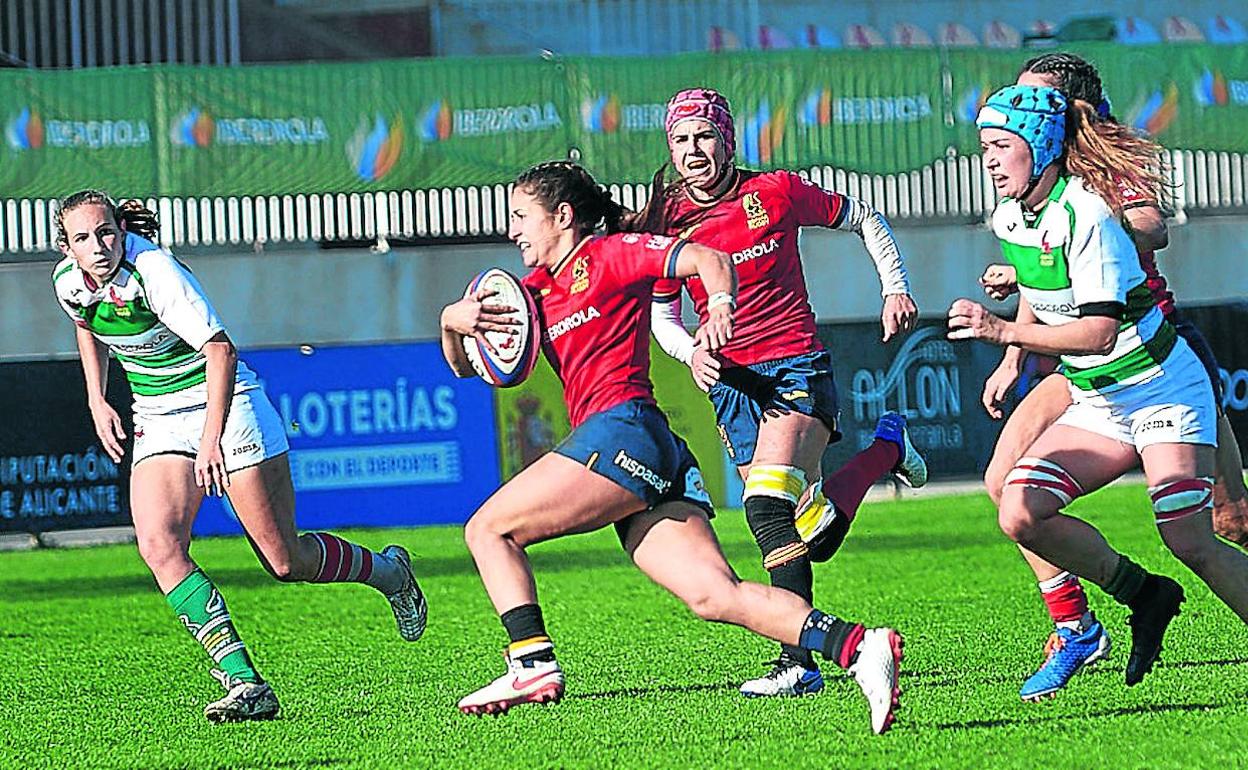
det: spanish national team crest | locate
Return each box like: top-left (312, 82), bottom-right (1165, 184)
top-left (569, 255), bottom-right (590, 294)
top-left (743, 192), bottom-right (769, 230)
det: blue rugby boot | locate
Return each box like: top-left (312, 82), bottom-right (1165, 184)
top-left (739, 654), bottom-right (825, 698)
top-left (1019, 621), bottom-right (1112, 702)
top-left (874, 412), bottom-right (928, 488)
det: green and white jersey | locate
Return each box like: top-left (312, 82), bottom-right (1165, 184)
top-left (991, 176), bottom-right (1176, 394)
top-left (53, 233), bottom-right (259, 414)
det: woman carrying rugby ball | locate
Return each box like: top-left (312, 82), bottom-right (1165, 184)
top-left (439, 161), bottom-right (904, 734)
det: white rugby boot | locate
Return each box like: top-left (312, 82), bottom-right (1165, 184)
top-left (848, 628), bottom-right (904, 735)
top-left (205, 669), bottom-right (280, 723)
top-left (458, 647), bottom-right (565, 716)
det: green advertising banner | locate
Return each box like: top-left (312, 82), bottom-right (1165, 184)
top-left (0, 68), bottom-right (159, 199)
top-left (494, 341), bottom-right (726, 505)
top-left (3, 43), bottom-right (1247, 200)
top-left (946, 43), bottom-right (1248, 158)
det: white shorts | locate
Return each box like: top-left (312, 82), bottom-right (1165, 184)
top-left (1055, 340), bottom-right (1217, 450)
top-left (132, 388), bottom-right (290, 472)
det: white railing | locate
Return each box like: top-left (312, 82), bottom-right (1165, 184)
top-left (2, 150), bottom-right (1243, 257)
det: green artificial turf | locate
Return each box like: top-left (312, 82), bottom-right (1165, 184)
top-left (3, 485), bottom-right (1246, 769)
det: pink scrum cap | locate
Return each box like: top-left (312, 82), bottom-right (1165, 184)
top-left (665, 88), bottom-right (736, 157)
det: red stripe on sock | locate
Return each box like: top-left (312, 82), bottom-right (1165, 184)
top-left (315, 533), bottom-right (342, 583)
top-left (1015, 464), bottom-right (1082, 494)
top-left (334, 541), bottom-right (356, 582)
top-left (1008, 477), bottom-right (1079, 500)
top-left (1040, 577), bottom-right (1088, 623)
top-left (838, 623), bottom-right (867, 669)
top-left (1150, 478), bottom-right (1213, 501)
top-left (823, 441), bottom-right (898, 522)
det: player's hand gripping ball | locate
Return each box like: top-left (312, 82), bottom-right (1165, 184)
top-left (461, 268), bottom-right (541, 387)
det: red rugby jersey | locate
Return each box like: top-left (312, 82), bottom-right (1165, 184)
top-left (1117, 178), bottom-right (1176, 317)
top-left (652, 170), bottom-right (843, 367)
top-left (523, 232), bottom-right (685, 427)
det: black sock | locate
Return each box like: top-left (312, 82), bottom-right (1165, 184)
top-left (798, 610), bottom-right (866, 670)
top-left (747, 494), bottom-right (816, 668)
top-left (500, 603), bottom-right (555, 662)
top-left (807, 511), bottom-right (851, 563)
top-left (1103, 555), bottom-right (1149, 607)
top-left (770, 559), bottom-right (816, 668)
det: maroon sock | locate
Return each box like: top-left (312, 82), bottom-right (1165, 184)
top-left (822, 440), bottom-right (901, 522)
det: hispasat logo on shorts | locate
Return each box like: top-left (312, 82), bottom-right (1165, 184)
top-left (614, 450), bottom-right (671, 494)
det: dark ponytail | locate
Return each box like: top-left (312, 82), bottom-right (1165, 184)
top-left (55, 189), bottom-right (161, 246)
top-left (117, 199), bottom-right (161, 241)
top-left (1021, 52), bottom-right (1113, 122)
top-left (515, 161), bottom-right (628, 235)
top-left (626, 164), bottom-right (717, 237)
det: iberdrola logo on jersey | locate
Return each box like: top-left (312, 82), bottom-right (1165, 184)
top-left (1126, 83), bottom-right (1179, 136)
top-left (6, 107), bottom-right (44, 150)
top-left (347, 113), bottom-right (404, 182)
top-left (740, 98), bottom-right (786, 166)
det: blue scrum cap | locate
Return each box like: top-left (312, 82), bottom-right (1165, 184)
top-left (976, 85), bottom-right (1068, 180)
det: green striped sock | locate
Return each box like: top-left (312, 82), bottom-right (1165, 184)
top-left (165, 568), bottom-right (262, 684)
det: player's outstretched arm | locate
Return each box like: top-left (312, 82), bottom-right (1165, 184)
top-left (650, 295), bottom-right (695, 365)
top-left (650, 295), bottom-right (720, 392)
top-left (947, 298), bottom-right (1116, 356)
top-left (674, 242), bottom-right (736, 351)
top-left (832, 196), bottom-right (917, 341)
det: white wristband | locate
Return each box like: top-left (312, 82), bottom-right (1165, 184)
top-left (706, 292), bottom-right (736, 311)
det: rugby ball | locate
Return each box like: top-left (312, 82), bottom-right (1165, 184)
top-left (461, 268), bottom-right (541, 388)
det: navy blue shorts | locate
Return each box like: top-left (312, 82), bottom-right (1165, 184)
top-left (709, 350), bottom-right (841, 466)
top-left (1170, 310), bottom-right (1224, 408)
top-left (554, 399), bottom-right (714, 516)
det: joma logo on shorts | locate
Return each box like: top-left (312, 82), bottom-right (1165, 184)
top-left (613, 450), bottom-right (671, 494)
top-left (1139, 418), bottom-right (1175, 431)
top-left (231, 442), bottom-right (260, 456)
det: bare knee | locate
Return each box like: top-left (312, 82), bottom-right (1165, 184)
top-left (264, 555), bottom-right (300, 582)
top-left (983, 448), bottom-right (1018, 507)
top-left (998, 500), bottom-right (1047, 545)
top-left (684, 583), bottom-right (736, 624)
top-left (464, 511), bottom-right (519, 555)
top-left (257, 536), bottom-right (317, 582)
top-left (984, 464), bottom-right (1007, 507)
top-left (136, 532), bottom-right (190, 576)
